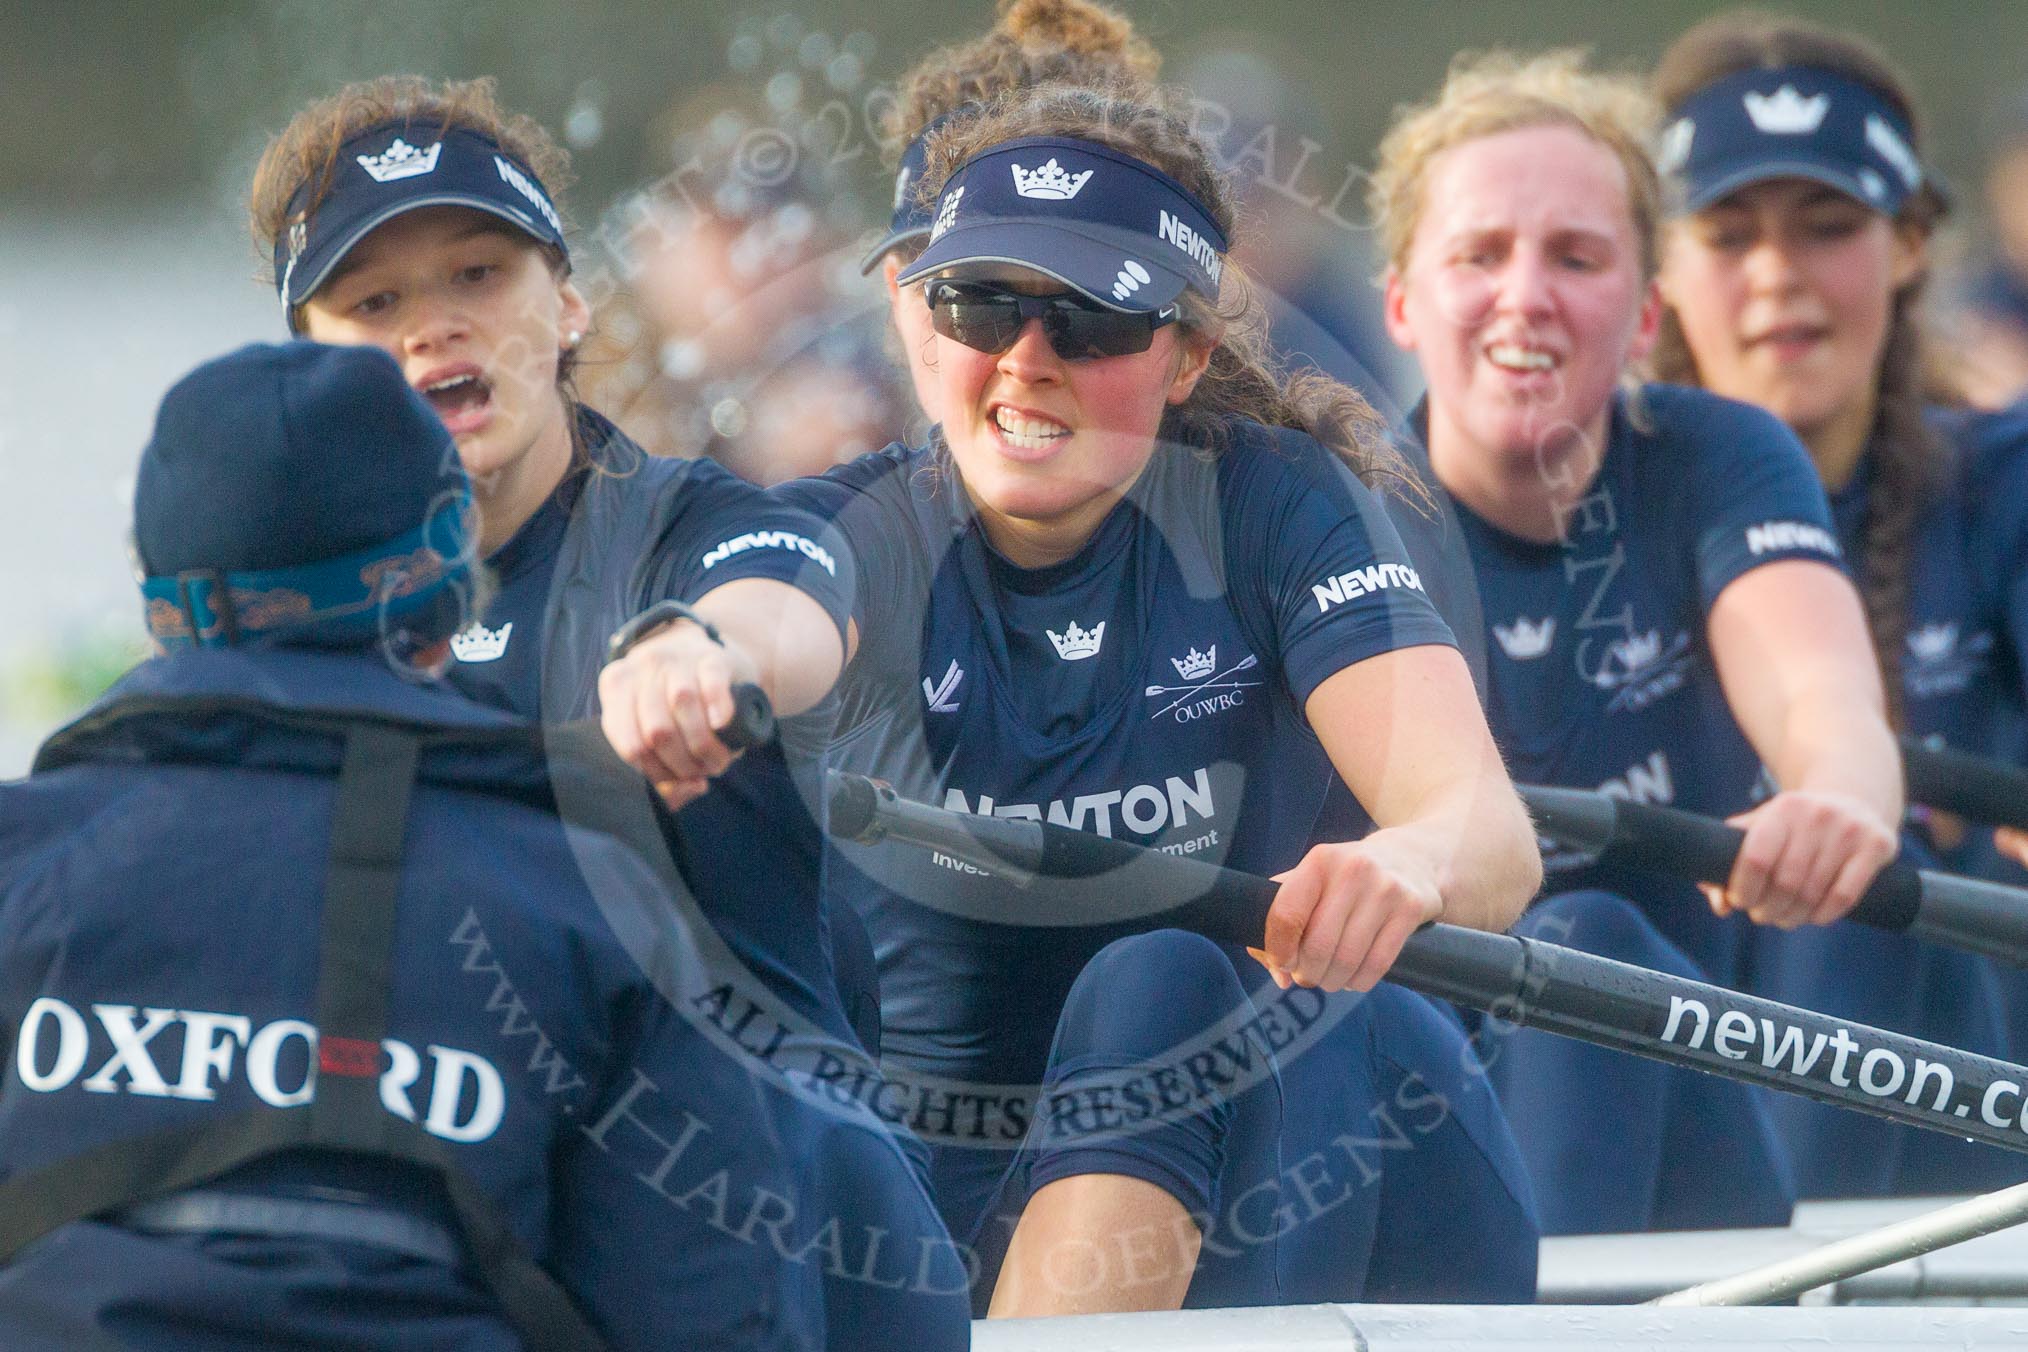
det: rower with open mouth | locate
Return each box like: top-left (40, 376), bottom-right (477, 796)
top-left (246, 75), bottom-right (965, 1349)
top-left (1369, 45), bottom-right (1940, 1234)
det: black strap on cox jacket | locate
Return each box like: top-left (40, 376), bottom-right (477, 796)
top-left (0, 724), bottom-right (612, 1352)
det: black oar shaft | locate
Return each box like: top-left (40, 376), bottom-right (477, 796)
top-left (1903, 738), bottom-right (2028, 833)
top-left (827, 772), bottom-right (2028, 1157)
top-left (1519, 785), bottom-right (2028, 970)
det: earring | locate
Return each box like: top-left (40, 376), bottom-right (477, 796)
top-left (565, 330), bottom-right (583, 350)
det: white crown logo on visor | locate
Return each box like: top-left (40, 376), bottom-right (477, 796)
top-left (357, 138), bottom-right (443, 183)
top-left (1112, 260), bottom-right (1152, 302)
top-left (1743, 86), bottom-right (1829, 135)
top-left (1047, 620), bottom-right (1105, 661)
top-left (1012, 158), bottom-right (1094, 201)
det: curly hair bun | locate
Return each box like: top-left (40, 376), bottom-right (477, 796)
top-left (997, 0), bottom-right (1157, 72)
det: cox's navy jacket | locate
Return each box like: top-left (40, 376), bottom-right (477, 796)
top-left (0, 649), bottom-right (968, 1351)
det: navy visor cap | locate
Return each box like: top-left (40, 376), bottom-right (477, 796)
top-left (859, 120), bottom-right (944, 275)
top-left (1662, 65), bottom-right (1928, 216)
top-left (897, 135), bottom-right (1227, 313)
top-left (274, 123), bottom-right (568, 328)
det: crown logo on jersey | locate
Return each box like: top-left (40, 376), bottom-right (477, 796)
top-left (1610, 629), bottom-right (1664, 673)
top-left (1172, 645), bottom-right (1216, 681)
top-left (1493, 617), bottom-right (1556, 661)
top-left (931, 186), bottom-right (964, 242)
top-left (1907, 622), bottom-right (1958, 663)
top-left (1657, 118), bottom-right (1696, 175)
top-left (1743, 86), bottom-right (1829, 136)
top-left (1012, 158), bottom-right (1094, 201)
top-left (450, 620), bottom-right (512, 664)
top-left (357, 138), bottom-right (443, 183)
top-left (1047, 620), bottom-right (1106, 661)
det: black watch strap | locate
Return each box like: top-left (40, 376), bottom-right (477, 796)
top-left (606, 600), bottom-right (723, 663)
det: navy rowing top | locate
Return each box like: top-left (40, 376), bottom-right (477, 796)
top-left (775, 420), bottom-right (1456, 1096)
top-left (1426, 385), bottom-right (1841, 819)
top-left (1836, 404), bottom-right (2028, 819)
top-left (442, 408), bottom-right (878, 1053)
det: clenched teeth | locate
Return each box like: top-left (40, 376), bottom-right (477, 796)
top-left (994, 407), bottom-right (1070, 448)
top-left (1487, 344), bottom-right (1556, 372)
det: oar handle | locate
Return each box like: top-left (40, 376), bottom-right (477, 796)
top-left (1903, 737), bottom-right (2028, 833)
top-left (1605, 797), bottom-right (1924, 933)
top-left (1520, 785), bottom-right (2028, 970)
top-left (717, 682), bottom-right (776, 750)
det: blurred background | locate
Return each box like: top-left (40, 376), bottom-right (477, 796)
top-left (8, 0), bottom-right (2028, 773)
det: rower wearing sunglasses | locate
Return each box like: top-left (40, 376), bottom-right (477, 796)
top-left (767, 86), bottom-right (1543, 1316)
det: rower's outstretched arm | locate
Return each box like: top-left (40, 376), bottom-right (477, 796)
top-left (1259, 643), bottom-right (1541, 992)
top-left (1707, 558), bottom-right (1903, 927)
top-left (599, 576), bottom-right (846, 807)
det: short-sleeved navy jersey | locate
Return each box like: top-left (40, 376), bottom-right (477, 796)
top-left (445, 409), bottom-right (853, 719)
top-left (1423, 385), bottom-right (1843, 841)
top-left (774, 422), bottom-right (1455, 1096)
top-left (1836, 404), bottom-right (2028, 776)
top-left (443, 407), bottom-right (878, 1056)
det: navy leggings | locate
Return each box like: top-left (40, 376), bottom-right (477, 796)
top-left (947, 929), bottom-right (1539, 1310)
top-left (1483, 890), bottom-right (1797, 1234)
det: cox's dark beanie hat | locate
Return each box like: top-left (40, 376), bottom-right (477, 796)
top-left (134, 341), bottom-right (473, 651)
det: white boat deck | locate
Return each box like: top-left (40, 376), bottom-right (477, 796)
top-left (973, 1303), bottom-right (2028, 1349)
top-left (973, 1197), bottom-right (2028, 1347)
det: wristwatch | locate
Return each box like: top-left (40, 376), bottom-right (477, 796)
top-left (606, 599), bottom-right (723, 663)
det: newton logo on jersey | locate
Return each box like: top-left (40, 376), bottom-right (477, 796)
top-left (944, 765), bottom-right (1215, 839)
top-left (700, 530), bottom-right (838, 576)
top-left (1745, 519), bottom-right (1840, 558)
top-left (1311, 563), bottom-right (1422, 613)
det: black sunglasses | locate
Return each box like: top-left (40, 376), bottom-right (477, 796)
top-left (924, 280), bottom-right (1179, 362)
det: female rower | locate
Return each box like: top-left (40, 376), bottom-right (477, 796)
top-left (247, 77), bottom-right (964, 1343)
top-left (767, 83), bottom-right (1543, 1313)
top-left (1371, 49), bottom-right (1903, 1231)
top-left (1652, 11), bottom-right (2028, 1195)
top-left (841, 0), bottom-right (1538, 1307)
